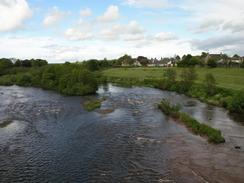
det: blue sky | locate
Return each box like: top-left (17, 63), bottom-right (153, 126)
top-left (0, 0), bottom-right (244, 62)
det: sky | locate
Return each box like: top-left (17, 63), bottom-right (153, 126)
top-left (0, 0), bottom-right (244, 62)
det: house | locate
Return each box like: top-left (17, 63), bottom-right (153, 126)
top-left (10, 58), bottom-right (18, 64)
top-left (204, 53), bottom-right (224, 63)
top-left (156, 58), bottom-right (176, 67)
top-left (147, 58), bottom-right (157, 67)
top-left (133, 60), bottom-right (142, 67)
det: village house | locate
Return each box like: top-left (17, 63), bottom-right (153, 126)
top-left (121, 56), bottom-right (178, 67)
top-left (133, 60), bottom-right (142, 67)
top-left (205, 53), bottom-right (244, 67)
top-left (147, 58), bottom-right (157, 67)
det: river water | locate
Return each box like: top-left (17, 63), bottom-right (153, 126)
top-left (0, 84), bottom-right (244, 183)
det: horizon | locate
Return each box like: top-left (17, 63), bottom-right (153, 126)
top-left (1, 0), bottom-right (244, 63)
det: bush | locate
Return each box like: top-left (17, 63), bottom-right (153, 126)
top-left (16, 74), bottom-right (32, 86)
top-left (229, 92), bottom-right (244, 113)
top-left (180, 68), bottom-right (198, 92)
top-left (207, 58), bottom-right (217, 68)
top-left (204, 73), bottom-right (217, 96)
top-left (163, 69), bottom-right (177, 88)
top-left (158, 99), bottom-right (180, 117)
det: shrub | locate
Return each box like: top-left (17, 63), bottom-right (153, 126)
top-left (158, 99), bottom-right (180, 117)
top-left (207, 58), bottom-right (217, 68)
top-left (229, 92), bottom-right (244, 113)
top-left (180, 68), bottom-right (198, 92)
top-left (164, 69), bottom-right (177, 88)
top-left (204, 73), bottom-right (217, 96)
top-left (16, 74), bottom-right (32, 86)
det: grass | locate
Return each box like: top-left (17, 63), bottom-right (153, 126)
top-left (158, 99), bottom-right (225, 144)
top-left (84, 98), bottom-right (105, 111)
top-left (103, 67), bottom-right (244, 91)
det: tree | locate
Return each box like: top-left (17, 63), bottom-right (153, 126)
top-left (207, 58), bottom-right (217, 68)
top-left (118, 55), bottom-right (134, 66)
top-left (85, 60), bottom-right (99, 71)
top-left (229, 92), bottom-right (244, 113)
top-left (200, 52), bottom-right (208, 58)
top-left (0, 58), bottom-right (13, 75)
top-left (137, 56), bottom-right (148, 66)
top-left (180, 68), bottom-right (198, 91)
top-left (178, 54), bottom-right (201, 67)
top-left (164, 69), bottom-right (177, 84)
top-left (175, 55), bottom-right (181, 61)
top-left (233, 54), bottom-right (240, 58)
top-left (204, 73), bottom-right (217, 96)
top-left (14, 60), bottom-right (22, 67)
top-left (21, 60), bottom-right (32, 67)
top-left (31, 59), bottom-right (48, 67)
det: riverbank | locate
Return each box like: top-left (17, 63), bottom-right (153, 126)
top-left (0, 66), bottom-right (243, 115)
top-left (102, 67), bottom-right (244, 116)
top-left (103, 67), bottom-right (244, 91)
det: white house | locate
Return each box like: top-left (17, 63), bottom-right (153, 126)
top-left (133, 60), bottom-right (142, 67)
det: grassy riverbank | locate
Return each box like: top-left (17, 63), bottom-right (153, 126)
top-left (102, 67), bottom-right (244, 115)
top-left (158, 99), bottom-right (225, 144)
top-left (103, 68), bottom-right (244, 91)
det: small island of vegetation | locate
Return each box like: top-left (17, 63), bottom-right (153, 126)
top-left (84, 98), bottom-right (105, 111)
top-left (158, 99), bottom-right (225, 144)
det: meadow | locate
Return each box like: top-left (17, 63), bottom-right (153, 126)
top-left (103, 67), bottom-right (244, 91)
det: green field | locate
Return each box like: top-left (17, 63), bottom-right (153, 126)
top-left (103, 68), bottom-right (244, 91)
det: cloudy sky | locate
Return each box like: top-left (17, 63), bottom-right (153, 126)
top-left (0, 0), bottom-right (244, 62)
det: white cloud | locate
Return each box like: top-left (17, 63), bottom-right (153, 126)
top-left (65, 28), bottom-right (93, 41)
top-left (184, 0), bottom-right (244, 34)
top-left (0, 0), bottom-right (32, 32)
top-left (43, 7), bottom-right (67, 27)
top-left (0, 34), bottom-right (194, 63)
top-left (98, 5), bottom-right (120, 22)
top-left (99, 21), bottom-right (144, 41)
top-left (124, 0), bottom-right (169, 9)
top-left (191, 33), bottom-right (244, 51)
top-left (127, 21), bottom-right (144, 34)
top-left (80, 8), bottom-right (92, 17)
top-left (154, 32), bottom-right (178, 41)
top-left (174, 0), bottom-right (244, 54)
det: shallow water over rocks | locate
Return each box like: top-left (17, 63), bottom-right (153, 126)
top-left (0, 84), bottom-right (243, 183)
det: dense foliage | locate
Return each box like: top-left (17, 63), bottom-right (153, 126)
top-left (0, 58), bottom-right (48, 76)
top-left (0, 58), bottom-right (13, 75)
top-left (207, 58), bottom-right (218, 68)
top-left (158, 99), bottom-right (225, 144)
top-left (0, 63), bottom-right (99, 96)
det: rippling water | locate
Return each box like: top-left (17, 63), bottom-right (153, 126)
top-left (0, 84), bottom-right (244, 183)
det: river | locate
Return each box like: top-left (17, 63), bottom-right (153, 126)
top-left (0, 84), bottom-right (244, 183)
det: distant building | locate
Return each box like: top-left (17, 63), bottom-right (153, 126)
top-left (133, 60), bottom-right (142, 67)
top-left (204, 53), bottom-right (224, 63)
top-left (148, 58), bottom-right (157, 67)
top-left (9, 58), bottom-right (18, 63)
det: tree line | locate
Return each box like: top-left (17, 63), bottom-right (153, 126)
top-left (0, 58), bottom-right (48, 75)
